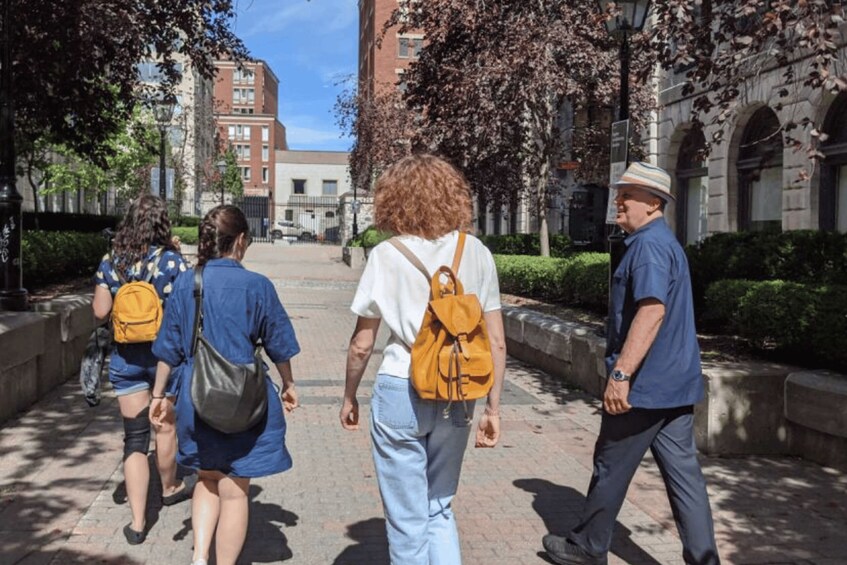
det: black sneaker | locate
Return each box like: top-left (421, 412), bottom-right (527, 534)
top-left (542, 534), bottom-right (607, 565)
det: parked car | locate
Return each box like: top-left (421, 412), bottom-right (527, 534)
top-left (271, 220), bottom-right (315, 241)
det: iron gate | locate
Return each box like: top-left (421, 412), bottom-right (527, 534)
top-left (234, 195), bottom-right (273, 243)
top-left (274, 195), bottom-right (341, 245)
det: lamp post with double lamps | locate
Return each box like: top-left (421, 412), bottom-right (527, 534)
top-left (595, 0), bottom-right (651, 290)
top-left (154, 95), bottom-right (176, 200)
top-left (0, 0), bottom-right (27, 311)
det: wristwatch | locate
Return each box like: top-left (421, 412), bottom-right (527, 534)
top-left (610, 369), bottom-right (631, 382)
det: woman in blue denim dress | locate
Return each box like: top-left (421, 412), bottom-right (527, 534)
top-left (92, 194), bottom-right (192, 545)
top-left (149, 205), bottom-right (300, 565)
top-left (340, 155), bottom-right (508, 564)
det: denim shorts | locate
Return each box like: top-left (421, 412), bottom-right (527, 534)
top-left (108, 343), bottom-right (163, 397)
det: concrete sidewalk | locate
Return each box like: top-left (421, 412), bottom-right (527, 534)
top-left (1, 242), bottom-right (845, 564)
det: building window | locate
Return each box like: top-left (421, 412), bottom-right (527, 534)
top-left (233, 67), bottom-right (255, 84)
top-left (675, 129), bottom-right (708, 245)
top-left (737, 107), bottom-right (783, 232)
top-left (262, 167), bottom-right (269, 183)
top-left (820, 92), bottom-right (847, 232)
top-left (284, 209), bottom-right (293, 221)
top-left (322, 180), bottom-right (338, 195)
top-left (398, 36), bottom-right (423, 59)
top-left (262, 145), bottom-right (269, 161)
top-left (262, 126), bottom-right (269, 142)
top-left (293, 179), bottom-right (306, 195)
top-left (241, 167), bottom-right (251, 181)
top-left (227, 125), bottom-right (235, 138)
top-left (233, 88), bottom-right (255, 105)
top-left (325, 211), bottom-right (335, 219)
top-left (235, 144), bottom-right (250, 160)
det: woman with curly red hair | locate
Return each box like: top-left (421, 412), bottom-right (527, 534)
top-left (340, 154), bottom-right (507, 564)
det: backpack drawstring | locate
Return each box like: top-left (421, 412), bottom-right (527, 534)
top-left (443, 340), bottom-right (471, 423)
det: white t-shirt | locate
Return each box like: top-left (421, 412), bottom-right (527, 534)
top-left (351, 231), bottom-right (501, 378)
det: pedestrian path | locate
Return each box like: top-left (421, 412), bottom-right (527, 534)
top-left (1, 243), bottom-right (845, 564)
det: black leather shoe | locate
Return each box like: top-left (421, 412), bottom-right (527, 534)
top-left (542, 534), bottom-right (607, 565)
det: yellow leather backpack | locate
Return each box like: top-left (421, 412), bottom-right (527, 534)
top-left (389, 232), bottom-right (494, 418)
top-left (111, 252), bottom-right (163, 344)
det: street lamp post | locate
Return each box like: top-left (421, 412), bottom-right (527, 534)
top-left (0, 0), bottom-right (27, 311)
top-left (596, 0), bottom-right (651, 290)
top-left (216, 160), bottom-right (227, 205)
top-left (153, 96), bottom-right (176, 200)
top-left (351, 183), bottom-right (359, 240)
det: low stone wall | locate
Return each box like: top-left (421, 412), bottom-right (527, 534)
top-left (503, 305), bottom-right (847, 470)
top-left (0, 294), bottom-right (96, 425)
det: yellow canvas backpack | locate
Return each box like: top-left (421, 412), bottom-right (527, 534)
top-left (388, 232), bottom-right (494, 418)
top-left (111, 251), bottom-right (163, 344)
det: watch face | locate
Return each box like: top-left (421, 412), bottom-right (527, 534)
top-left (612, 370), bottom-right (628, 381)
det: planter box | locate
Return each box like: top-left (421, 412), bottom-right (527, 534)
top-left (502, 305), bottom-right (847, 470)
top-left (343, 246), bottom-right (366, 269)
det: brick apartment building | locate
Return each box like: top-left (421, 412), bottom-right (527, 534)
top-left (213, 59), bottom-right (287, 234)
top-left (358, 0), bottom-right (423, 98)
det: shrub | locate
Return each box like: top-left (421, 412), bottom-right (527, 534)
top-left (171, 226), bottom-right (199, 245)
top-left (707, 280), bottom-right (847, 371)
top-left (494, 252), bottom-right (609, 313)
top-left (702, 279), bottom-right (759, 332)
top-left (174, 216), bottom-right (202, 227)
top-left (22, 230), bottom-right (109, 287)
top-left (686, 230), bottom-right (847, 311)
top-left (347, 226), bottom-right (392, 248)
top-left (479, 233), bottom-right (573, 257)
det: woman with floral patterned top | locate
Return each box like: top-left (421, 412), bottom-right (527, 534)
top-left (92, 194), bottom-right (193, 545)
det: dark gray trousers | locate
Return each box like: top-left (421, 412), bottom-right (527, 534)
top-left (569, 406), bottom-right (720, 564)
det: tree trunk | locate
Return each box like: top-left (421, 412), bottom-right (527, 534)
top-left (537, 161), bottom-right (550, 257)
top-left (26, 164), bottom-right (40, 229)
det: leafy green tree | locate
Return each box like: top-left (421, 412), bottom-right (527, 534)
top-left (43, 109), bottom-right (159, 201)
top-left (7, 0), bottom-right (248, 165)
top-left (210, 146), bottom-right (243, 203)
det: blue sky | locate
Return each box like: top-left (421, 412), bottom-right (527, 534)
top-left (232, 0), bottom-right (357, 152)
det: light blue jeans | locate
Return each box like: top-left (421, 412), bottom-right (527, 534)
top-left (370, 374), bottom-right (475, 565)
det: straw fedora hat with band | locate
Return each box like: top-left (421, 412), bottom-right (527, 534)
top-left (614, 162), bottom-right (675, 203)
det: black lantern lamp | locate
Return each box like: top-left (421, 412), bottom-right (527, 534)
top-left (153, 95), bottom-right (176, 200)
top-left (596, 0), bottom-right (652, 301)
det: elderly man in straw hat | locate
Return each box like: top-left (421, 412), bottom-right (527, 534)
top-left (542, 162), bottom-right (720, 565)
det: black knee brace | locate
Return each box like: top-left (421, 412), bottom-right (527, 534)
top-left (123, 407), bottom-right (151, 461)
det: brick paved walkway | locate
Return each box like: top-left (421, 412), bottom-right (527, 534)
top-left (1, 243), bottom-right (845, 564)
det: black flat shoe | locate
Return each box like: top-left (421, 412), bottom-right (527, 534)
top-left (123, 523), bottom-right (146, 545)
top-left (162, 473), bottom-right (197, 506)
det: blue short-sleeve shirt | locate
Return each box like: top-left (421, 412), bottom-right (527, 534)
top-left (95, 246), bottom-right (188, 301)
top-left (606, 218), bottom-right (703, 409)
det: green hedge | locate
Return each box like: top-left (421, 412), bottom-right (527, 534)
top-left (174, 216), bottom-right (202, 227)
top-left (171, 226), bottom-right (199, 245)
top-left (479, 233), bottom-right (573, 257)
top-left (686, 230), bottom-right (847, 310)
top-left (494, 253), bottom-right (608, 313)
top-left (347, 226), bottom-right (393, 248)
top-left (702, 278), bottom-right (847, 371)
top-left (22, 230), bottom-right (109, 287)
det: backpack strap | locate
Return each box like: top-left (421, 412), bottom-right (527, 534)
top-left (451, 232), bottom-right (466, 274)
top-left (191, 266), bottom-right (204, 355)
top-left (388, 237), bottom-right (430, 282)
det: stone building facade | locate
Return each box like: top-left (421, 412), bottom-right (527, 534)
top-left (651, 49), bottom-right (847, 244)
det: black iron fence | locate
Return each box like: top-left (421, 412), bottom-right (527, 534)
top-left (272, 195), bottom-right (341, 245)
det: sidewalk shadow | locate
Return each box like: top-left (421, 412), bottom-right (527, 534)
top-left (240, 485), bottom-right (298, 563)
top-left (514, 478), bottom-right (662, 565)
top-left (332, 517), bottom-right (389, 565)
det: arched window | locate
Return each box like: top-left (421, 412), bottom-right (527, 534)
top-left (676, 129), bottom-right (708, 244)
top-left (737, 107), bottom-right (783, 232)
top-left (819, 93), bottom-right (847, 231)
